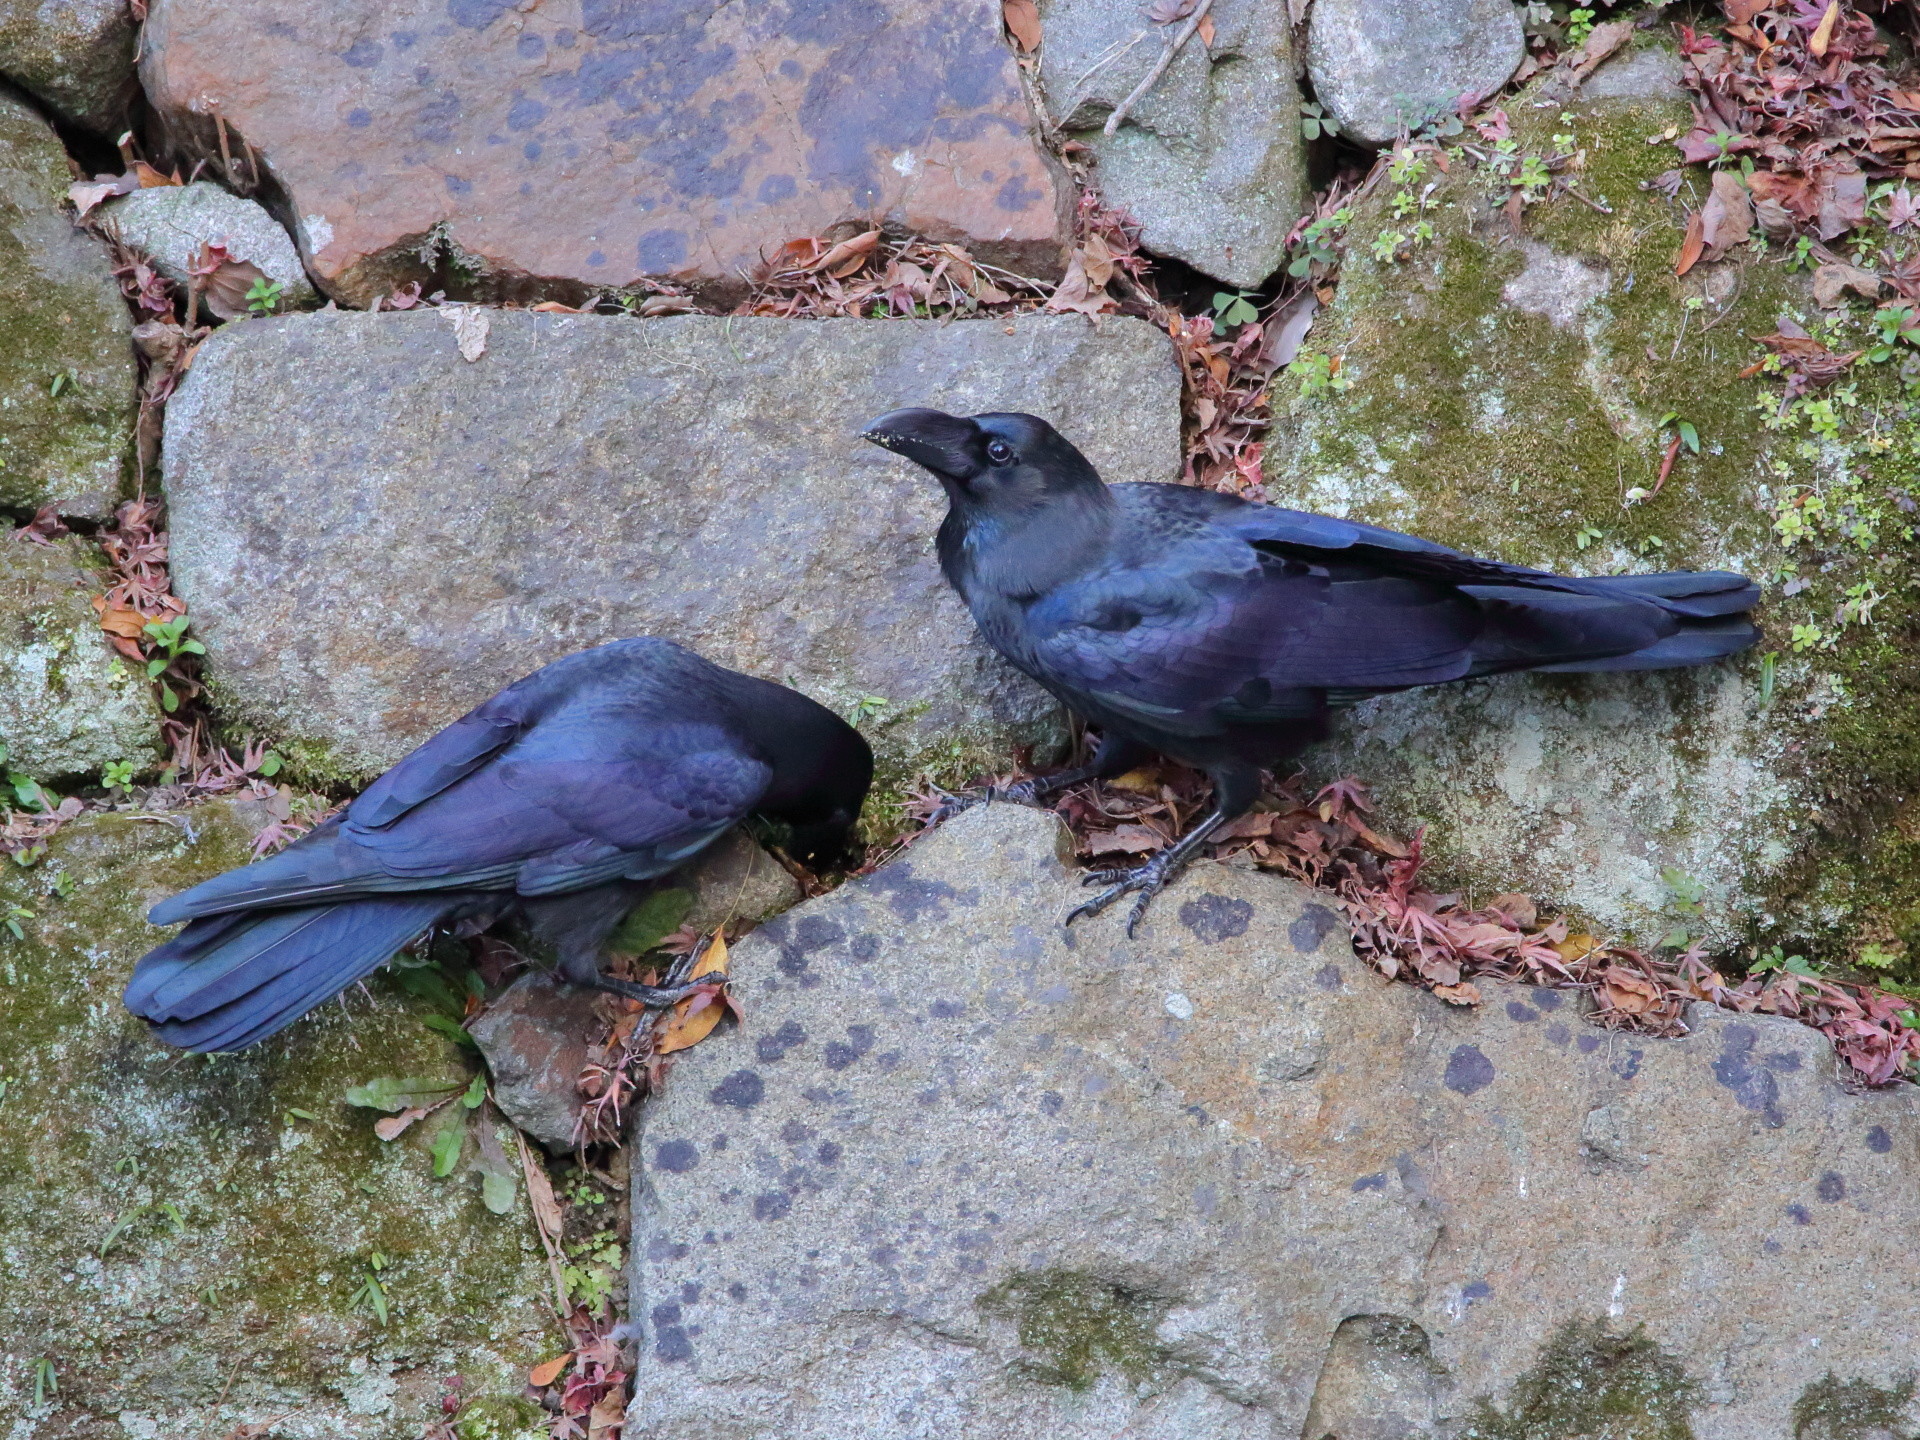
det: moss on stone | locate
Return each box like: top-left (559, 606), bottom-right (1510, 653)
top-left (1265, 62), bottom-right (1920, 957)
top-left (0, 802), bottom-right (553, 1436)
top-left (1793, 1372), bottom-right (1918, 1439)
top-left (977, 1268), bottom-right (1172, 1392)
top-left (1461, 1318), bottom-right (1699, 1440)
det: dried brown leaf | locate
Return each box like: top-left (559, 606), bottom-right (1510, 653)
top-left (529, 1354), bottom-right (572, 1388)
top-left (656, 932), bottom-right (731, 1055)
top-left (1003, 0), bottom-right (1042, 50)
top-left (448, 306), bottom-right (490, 361)
top-left (1812, 262), bottom-right (1882, 307)
top-left (1700, 169), bottom-right (1752, 258)
top-left (1674, 209), bottom-right (1705, 276)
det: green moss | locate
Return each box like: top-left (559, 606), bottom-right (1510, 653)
top-left (1793, 1372), bottom-right (1918, 1439)
top-left (1462, 1319), bottom-right (1699, 1440)
top-left (976, 1268), bottom-right (1172, 1392)
top-left (453, 1394), bottom-right (548, 1440)
top-left (0, 802), bottom-right (552, 1434)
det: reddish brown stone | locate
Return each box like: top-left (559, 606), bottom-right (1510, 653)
top-left (140, 0), bottom-right (1073, 303)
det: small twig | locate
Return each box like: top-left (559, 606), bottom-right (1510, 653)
top-left (1103, 0), bottom-right (1215, 137)
top-left (1697, 270), bottom-right (1747, 332)
top-left (213, 110), bottom-right (233, 186)
top-left (513, 1128), bottom-right (574, 1324)
top-left (199, 1351), bottom-right (252, 1438)
top-left (1562, 185), bottom-right (1614, 213)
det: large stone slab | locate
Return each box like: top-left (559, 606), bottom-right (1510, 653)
top-left (0, 802), bottom-right (551, 1437)
top-left (1038, 0), bottom-right (1308, 287)
top-left (161, 309), bottom-right (1181, 793)
top-left (0, 536), bottom-right (159, 783)
top-left (0, 93), bottom-right (135, 520)
top-left (627, 802), bottom-right (1920, 1439)
top-left (140, 0), bottom-right (1074, 305)
top-left (1307, 0), bottom-right (1525, 146)
top-left (1266, 52), bottom-right (1916, 955)
top-left (0, 0), bottom-right (135, 133)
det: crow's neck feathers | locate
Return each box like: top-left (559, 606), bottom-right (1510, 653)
top-left (937, 461), bottom-right (1120, 606)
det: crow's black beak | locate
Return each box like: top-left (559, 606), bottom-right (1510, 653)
top-left (860, 407), bottom-right (978, 480)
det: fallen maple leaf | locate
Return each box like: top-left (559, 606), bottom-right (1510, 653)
top-left (529, 1354), bottom-right (572, 1388)
top-left (655, 932), bottom-right (730, 1055)
top-left (1002, 0), bottom-right (1041, 51)
top-left (1432, 981), bottom-right (1482, 1006)
top-left (1812, 262), bottom-right (1881, 308)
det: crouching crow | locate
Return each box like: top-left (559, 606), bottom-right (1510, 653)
top-left (124, 638), bottom-right (872, 1052)
top-left (864, 408), bottom-right (1759, 934)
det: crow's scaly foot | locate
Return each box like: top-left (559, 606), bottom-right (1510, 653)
top-left (577, 972), bottom-right (716, 1010)
top-left (1065, 847), bottom-right (1192, 937)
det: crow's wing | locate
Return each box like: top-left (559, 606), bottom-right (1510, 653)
top-left (151, 700), bottom-right (769, 922)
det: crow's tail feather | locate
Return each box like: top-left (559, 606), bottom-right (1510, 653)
top-left (1575, 569), bottom-right (1760, 619)
top-left (125, 896), bottom-right (454, 1053)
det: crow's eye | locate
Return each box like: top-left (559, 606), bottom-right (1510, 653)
top-left (985, 439), bottom-right (1014, 465)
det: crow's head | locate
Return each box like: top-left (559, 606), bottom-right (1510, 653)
top-left (861, 408), bottom-right (1104, 511)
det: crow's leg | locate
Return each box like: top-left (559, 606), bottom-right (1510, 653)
top-left (930, 731), bottom-right (1152, 824)
top-left (1066, 763), bottom-right (1261, 937)
top-left (526, 882), bottom-right (716, 1010)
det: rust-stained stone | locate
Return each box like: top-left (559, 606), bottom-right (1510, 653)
top-left (139, 0), bottom-right (1074, 304)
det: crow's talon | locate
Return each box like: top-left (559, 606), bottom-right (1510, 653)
top-left (1066, 851), bottom-right (1183, 933)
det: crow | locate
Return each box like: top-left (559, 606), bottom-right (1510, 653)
top-left (863, 408), bottom-right (1759, 933)
top-left (124, 638), bottom-right (873, 1052)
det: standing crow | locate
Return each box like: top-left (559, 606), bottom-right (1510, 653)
top-left (124, 638), bottom-right (873, 1052)
top-left (863, 408), bottom-right (1759, 933)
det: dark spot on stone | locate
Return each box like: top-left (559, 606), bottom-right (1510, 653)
top-left (517, 32), bottom-right (546, 57)
top-left (769, 915), bottom-right (844, 977)
top-left (867, 864), bottom-right (962, 921)
top-left (779, 1119), bottom-right (813, 1146)
top-left (1817, 1171), bottom-right (1846, 1202)
top-left (1179, 893), bottom-right (1253, 943)
top-left (758, 173), bottom-right (798, 203)
top-left (756, 1020), bottom-right (808, 1063)
top-left (342, 37), bottom-right (383, 66)
top-left (1506, 1001), bottom-right (1538, 1023)
top-left (752, 1190), bottom-right (792, 1221)
top-left (709, 1070), bottom-right (765, 1109)
top-left (586, 247), bottom-right (605, 265)
top-left (1765, 1050), bottom-right (1802, 1072)
top-left (654, 1138), bottom-right (698, 1173)
top-left (1786, 1203), bottom-right (1812, 1225)
top-left (654, 1326), bottom-right (692, 1362)
top-left (507, 94), bottom-right (548, 130)
top-left (817, 1141), bottom-right (841, 1166)
top-left (929, 998), bottom-right (965, 1019)
top-left (727, 1282), bottom-right (747, 1300)
top-left (347, 108), bottom-right (373, 128)
top-left (1613, 1048), bottom-right (1643, 1081)
top-left (823, 1024), bottom-right (876, 1071)
top-left (1576, 1034), bottom-right (1602, 1054)
top-left (1036, 984), bottom-right (1071, 1004)
top-left (917, 1087), bottom-right (941, 1105)
top-left (1444, 1045), bottom-right (1496, 1096)
top-left (849, 933), bottom-right (880, 962)
top-left (779, 57), bottom-right (804, 78)
top-left (1867, 1125), bottom-right (1893, 1153)
top-left (444, 174), bottom-right (472, 195)
top-left (1039, 1091), bottom-right (1063, 1116)
top-left (1535, 990), bottom-right (1563, 1011)
top-left (1763, 1238), bottom-right (1782, 1254)
top-left (711, 1134), bottom-right (728, 1151)
top-left (1312, 962), bottom-right (1345, 991)
top-left (391, 28), bottom-right (417, 46)
top-left (651, 1301), bottom-right (682, 1328)
top-left (447, 0), bottom-right (514, 27)
top-left (1291, 904), bottom-right (1340, 954)
top-left (1546, 1023), bottom-right (1571, 1046)
top-left (555, 26), bottom-right (575, 46)
top-left (681, 1282), bottom-right (702, 1305)
top-left (1711, 1025), bottom-right (1785, 1129)
top-left (638, 228), bottom-right (689, 271)
top-left (995, 170), bottom-right (1045, 212)
top-left (1462, 1280), bottom-right (1493, 1306)
top-left (1193, 1184), bottom-right (1217, 1216)
top-left (1351, 1172), bottom-right (1387, 1192)
top-left (414, 90), bottom-right (461, 143)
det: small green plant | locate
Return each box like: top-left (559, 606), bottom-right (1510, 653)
top-left (1285, 350), bottom-right (1349, 400)
top-left (2, 903), bottom-right (32, 940)
top-left (1565, 6), bottom-right (1594, 45)
top-left (351, 1251), bottom-right (391, 1325)
top-left (1573, 524), bottom-right (1604, 550)
top-left (48, 368), bottom-right (77, 397)
top-left (562, 1230), bottom-right (624, 1314)
top-left (1287, 208), bottom-right (1352, 278)
top-left (1655, 411), bottom-right (1700, 456)
top-left (1786, 235), bottom-right (1818, 270)
top-left (1299, 100), bottom-right (1338, 141)
top-left (102, 759), bottom-right (137, 797)
top-left (1658, 867), bottom-right (1706, 949)
top-left (1857, 942), bottom-right (1903, 971)
top-left (1867, 301), bottom-right (1920, 362)
top-left (1370, 229), bottom-right (1407, 263)
top-left (33, 1358), bottom-right (55, 1407)
top-left (1210, 290), bottom-right (1259, 328)
top-left (245, 277), bottom-right (285, 316)
top-left (50, 871), bottom-right (75, 900)
top-left (429, 1124), bottom-right (462, 1178)
top-left (256, 748), bottom-right (284, 777)
top-left (1751, 944), bottom-right (1817, 978)
top-left (1757, 650), bottom-right (1777, 707)
top-left (141, 617), bottom-right (205, 713)
top-left (845, 694), bottom-right (890, 727)
top-left (1790, 621), bottom-right (1829, 653)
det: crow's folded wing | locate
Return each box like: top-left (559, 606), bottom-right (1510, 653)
top-left (150, 707), bottom-right (770, 922)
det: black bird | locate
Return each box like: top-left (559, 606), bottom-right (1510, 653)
top-left (125, 638), bottom-right (873, 1052)
top-left (863, 408), bottom-right (1759, 932)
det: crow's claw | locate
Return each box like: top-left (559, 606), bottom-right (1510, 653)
top-left (1066, 849), bottom-right (1184, 936)
top-left (926, 779), bottom-right (1052, 827)
top-left (585, 973), bottom-right (716, 1010)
